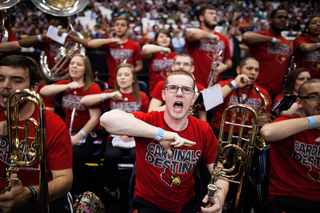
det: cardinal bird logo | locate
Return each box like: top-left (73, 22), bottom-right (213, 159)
top-left (160, 168), bottom-right (181, 187)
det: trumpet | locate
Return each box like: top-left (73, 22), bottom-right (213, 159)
top-left (205, 104), bottom-right (258, 213)
top-left (207, 50), bottom-right (223, 87)
top-left (5, 89), bottom-right (49, 213)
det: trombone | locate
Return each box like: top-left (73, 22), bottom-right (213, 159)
top-left (5, 89), bottom-right (49, 213)
top-left (205, 104), bottom-right (258, 213)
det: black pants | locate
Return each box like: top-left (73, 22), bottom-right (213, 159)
top-left (263, 196), bottom-right (320, 213)
top-left (103, 142), bottom-right (135, 190)
top-left (71, 129), bottom-right (107, 196)
top-left (128, 195), bottom-right (203, 213)
top-left (14, 192), bottom-right (73, 213)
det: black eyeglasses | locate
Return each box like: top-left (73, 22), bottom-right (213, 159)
top-left (165, 85), bottom-right (194, 94)
top-left (299, 94), bottom-right (320, 101)
top-left (174, 62), bottom-right (192, 67)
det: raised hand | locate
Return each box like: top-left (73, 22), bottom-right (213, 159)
top-left (160, 131), bottom-right (196, 157)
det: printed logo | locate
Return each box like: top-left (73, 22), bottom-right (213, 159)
top-left (161, 168), bottom-right (181, 186)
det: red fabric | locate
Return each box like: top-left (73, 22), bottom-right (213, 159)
top-left (211, 79), bottom-right (272, 133)
top-left (100, 40), bottom-right (142, 88)
top-left (0, 108), bottom-right (72, 190)
top-left (293, 36), bottom-right (320, 78)
top-left (186, 31), bottom-right (231, 87)
top-left (247, 30), bottom-right (291, 95)
top-left (144, 51), bottom-right (177, 94)
top-left (54, 80), bottom-right (102, 131)
top-left (268, 115), bottom-right (320, 203)
top-left (35, 39), bottom-right (65, 70)
top-left (131, 111), bottom-right (217, 212)
top-left (101, 91), bottom-right (150, 113)
top-left (38, 84), bottom-right (56, 108)
top-left (8, 29), bottom-right (18, 42)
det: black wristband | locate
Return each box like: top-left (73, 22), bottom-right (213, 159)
top-left (27, 186), bottom-right (37, 204)
top-left (227, 83), bottom-right (234, 90)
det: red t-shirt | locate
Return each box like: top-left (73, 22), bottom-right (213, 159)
top-left (100, 40), bottom-right (142, 88)
top-left (38, 84), bottom-right (56, 108)
top-left (247, 30), bottom-right (291, 95)
top-left (293, 36), bottom-right (320, 78)
top-left (144, 51), bottom-right (177, 94)
top-left (35, 39), bottom-right (64, 70)
top-left (268, 115), bottom-right (320, 203)
top-left (101, 91), bottom-right (150, 113)
top-left (0, 108), bottom-right (72, 190)
top-left (54, 80), bottom-right (102, 131)
top-left (211, 79), bottom-right (272, 133)
top-left (132, 111), bottom-right (217, 212)
top-left (186, 31), bottom-right (231, 87)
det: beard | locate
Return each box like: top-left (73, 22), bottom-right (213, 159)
top-left (204, 19), bottom-right (216, 30)
top-left (271, 22), bottom-right (285, 34)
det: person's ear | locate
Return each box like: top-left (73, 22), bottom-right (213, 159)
top-left (236, 66), bottom-right (241, 75)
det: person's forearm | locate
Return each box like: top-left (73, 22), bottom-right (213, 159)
top-left (19, 35), bottom-right (41, 47)
top-left (81, 94), bottom-right (103, 106)
top-left (87, 38), bottom-right (112, 49)
top-left (148, 98), bottom-right (163, 112)
top-left (100, 109), bottom-right (158, 138)
top-left (198, 110), bottom-right (207, 122)
top-left (81, 116), bottom-right (100, 135)
top-left (40, 84), bottom-right (68, 97)
top-left (68, 33), bottom-right (89, 48)
top-left (185, 28), bottom-right (212, 42)
top-left (298, 42), bottom-right (320, 52)
top-left (142, 44), bottom-right (163, 55)
top-left (0, 41), bottom-right (21, 52)
top-left (221, 84), bottom-right (233, 99)
top-left (260, 115), bottom-right (320, 142)
top-left (134, 60), bottom-right (143, 72)
top-left (242, 31), bottom-right (274, 46)
top-left (280, 102), bottom-right (299, 116)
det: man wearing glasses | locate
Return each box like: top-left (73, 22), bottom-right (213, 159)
top-left (100, 70), bottom-right (229, 213)
top-left (261, 78), bottom-right (320, 212)
top-left (148, 52), bottom-right (207, 121)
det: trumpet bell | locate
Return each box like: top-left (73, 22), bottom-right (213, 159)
top-left (31, 0), bottom-right (89, 16)
top-left (254, 136), bottom-right (266, 151)
top-left (0, 0), bottom-right (20, 10)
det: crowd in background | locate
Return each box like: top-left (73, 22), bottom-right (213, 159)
top-left (4, 0), bottom-right (319, 51)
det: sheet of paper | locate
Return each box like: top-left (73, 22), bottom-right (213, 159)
top-left (201, 84), bottom-right (224, 111)
top-left (46, 25), bottom-right (68, 45)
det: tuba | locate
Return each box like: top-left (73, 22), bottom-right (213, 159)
top-left (31, 0), bottom-right (89, 82)
top-left (3, 89), bottom-right (49, 212)
top-left (205, 104), bottom-right (258, 213)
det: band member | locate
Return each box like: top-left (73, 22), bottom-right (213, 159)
top-left (100, 70), bottom-right (229, 213)
top-left (211, 56), bottom-right (272, 135)
top-left (40, 54), bottom-right (104, 196)
top-left (87, 16), bottom-right (143, 88)
top-left (274, 68), bottom-right (311, 116)
top-left (185, 5), bottom-right (232, 87)
top-left (0, 11), bottom-right (21, 60)
top-left (0, 55), bottom-right (73, 212)
top-left (242, 8), bottom-right (291, 102)
top-left (18, 15), bottom-right (88, 77)
top-left (81, 63), bottom-right (149, 201)
top-left (148, 52), bottom-right (207, 121)
top-left (142, 29), bottom-right (177, 94)
top-left (260, 78), bottom-right (320, 212)
top-left (293, 16), bottom-right (320, 78)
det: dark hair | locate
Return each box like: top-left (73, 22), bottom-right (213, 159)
top-left (298, 78), bottom-right (320, 97)
top-left (174, 52), bottom-right (193, 65)
top-left (197, 5), bottom-right (217, 22)
top-left (0, 55), bottom-right (40, 87)
top-left (238, 57), bottom-right (258, 69)
top-left (163, 70), bottom-right (195, 90)
top-left (46, 14), bottom-right (68, 28)
top-left (115, 63), bottom-right (141, 103)
top-left (302, 16), bottom-right (318, 34)
top-left (153, 29), bottom-right (174, 51)
top-left (283, 68), bottom-right (311, 94)
top-left (269, 8), bottom-right (286, 19)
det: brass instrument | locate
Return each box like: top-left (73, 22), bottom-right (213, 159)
top-left (283, 55), bottom-right (296, 88)
top-left (207, 50), bottom-right (223, 87)
top-left (252, 86), bottom-right (267, 150)
top-left (31, 0), bottom-right (89, 81)
top-left (205, 104), bottom-right (258, 213)
top-left (188, 84), bottom-right (198, 116)
top-left (5, 89), bottom-right (49, 213)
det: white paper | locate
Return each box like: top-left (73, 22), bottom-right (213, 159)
top-left (201, 84), bottom-right (224, 111)
top-left (46, 25), bottom-right (68, 45)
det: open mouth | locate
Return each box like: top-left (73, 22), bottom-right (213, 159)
top-left (71, 70), bottom-right (77, 74)
top-left (1, 92), bottom-right (10, 103)
top-left (174, 101), bottom-right (183, 112)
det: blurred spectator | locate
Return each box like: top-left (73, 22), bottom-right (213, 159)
top-left (261, 21), bottom-right (270, 31)
top-left (172, 30), bottom-right (185, 53)
top-left (147, 24), bottom-right (159, 39)
top-left (253, 19), bottom-right (262, 31)
top-left (226, 25), bottom-right (240, 58)
top-left (127, 28), bottom-right (140, 44)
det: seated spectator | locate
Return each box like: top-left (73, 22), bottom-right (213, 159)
top-left (172, 30), bottom-right (185, 53)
